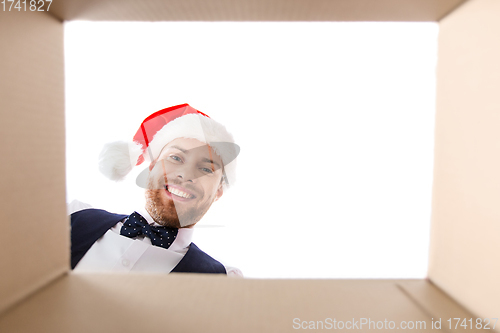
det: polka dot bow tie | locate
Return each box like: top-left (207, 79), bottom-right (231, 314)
top-left (120, 212), bottom-right (178, 249)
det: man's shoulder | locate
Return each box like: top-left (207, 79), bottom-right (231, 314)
top-left (71, 208), bottom-right (128, 238)
top-left (71, 209), bottom-right (129, 238)
top-left (71, 208), bottom-right (128, 220)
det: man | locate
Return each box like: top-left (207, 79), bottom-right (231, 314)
top-left (70, 103), bottom-right (241, 276)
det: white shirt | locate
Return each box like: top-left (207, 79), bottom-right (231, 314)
top-left (69, 200), bottom-right (242, 277)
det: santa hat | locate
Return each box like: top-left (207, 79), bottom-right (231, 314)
top-left (98, 103), bottom-right (238, 189)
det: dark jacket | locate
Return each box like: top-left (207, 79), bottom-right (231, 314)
top-left (70, 209), bottom-right (226, 274)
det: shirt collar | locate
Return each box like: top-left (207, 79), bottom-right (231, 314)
top-left (136, 207), bottom-right (193, 251)
top-left (136, 207), bottom-right (159, 226)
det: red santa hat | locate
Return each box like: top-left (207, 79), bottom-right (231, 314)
top-left (98, 103), bottom-right (238, 189)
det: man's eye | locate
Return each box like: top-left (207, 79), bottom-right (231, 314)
top-left (201, 167), bottom-right (214, 174)
top-left (169, 155), bottom-right (182, 162)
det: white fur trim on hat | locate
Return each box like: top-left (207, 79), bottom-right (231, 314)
top-left (98, 141), bottom-right (143, 181)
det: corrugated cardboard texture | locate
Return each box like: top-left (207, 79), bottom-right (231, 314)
top-left (0, 274), bottom-right (479, 333)
top-left (49, 0), bottom-right (466, 22)
top-left (430, 0), bottom-right (500, 321)
top-left (0, 11), bottom-right (68, 314)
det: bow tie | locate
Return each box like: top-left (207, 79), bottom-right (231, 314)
top-left (120, 211), bottom-right (178, 250)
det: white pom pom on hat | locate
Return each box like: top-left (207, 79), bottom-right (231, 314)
top-left (98, 103), bottom-right (238, 188)
top-left (98, 140), bottom-right (143, 181)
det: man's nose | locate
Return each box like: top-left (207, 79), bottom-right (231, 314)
top-left (175, 165), bottom-right (195, 183)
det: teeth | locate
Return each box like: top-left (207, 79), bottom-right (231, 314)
top-left (167, 186), bottom-right (193, 199)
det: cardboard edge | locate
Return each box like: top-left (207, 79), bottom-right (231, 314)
top-left (398, 279), bottom-right (497, 332)
top-left (46, 8), bottom-right (64, 22)
top-left (437, 0), bottom-right (470, 21)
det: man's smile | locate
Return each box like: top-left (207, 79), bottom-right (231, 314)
top-left (164, 184), bottom-right (196, 201)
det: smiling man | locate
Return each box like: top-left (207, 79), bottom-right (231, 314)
top-left (70, 104), bottom-right (240, 276)
top-left (145, 138), bottom-right (225, 229)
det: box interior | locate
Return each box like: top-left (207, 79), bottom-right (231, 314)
top-left (1, 0), bottom-right (499, 331)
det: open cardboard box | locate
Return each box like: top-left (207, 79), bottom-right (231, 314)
top-left (1, 0), bottom-right (499, 331)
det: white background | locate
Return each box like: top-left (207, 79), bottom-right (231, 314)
top-left (65, 21), bottom-right (438, 278)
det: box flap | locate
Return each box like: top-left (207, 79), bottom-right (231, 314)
top-left (430, 0), bottom-right (500, 321)
top-left (0, 274), bottom-right (471, 332)
top-left (50, 0), bottom-right (467, 22)
top-left (0, 11), bottom-right (67, 314)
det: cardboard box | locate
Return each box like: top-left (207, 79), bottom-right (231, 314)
top-left (1, 0), bottom-right (499, 331)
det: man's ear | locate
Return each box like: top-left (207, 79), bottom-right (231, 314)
top-left (214, 183), bottom-right (224, 202)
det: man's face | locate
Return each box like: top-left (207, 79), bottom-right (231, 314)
top-left (145, 138), bottom-right (224, 228)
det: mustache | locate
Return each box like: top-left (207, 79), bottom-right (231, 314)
top-left (140, 173), bottom-right (199, 194)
